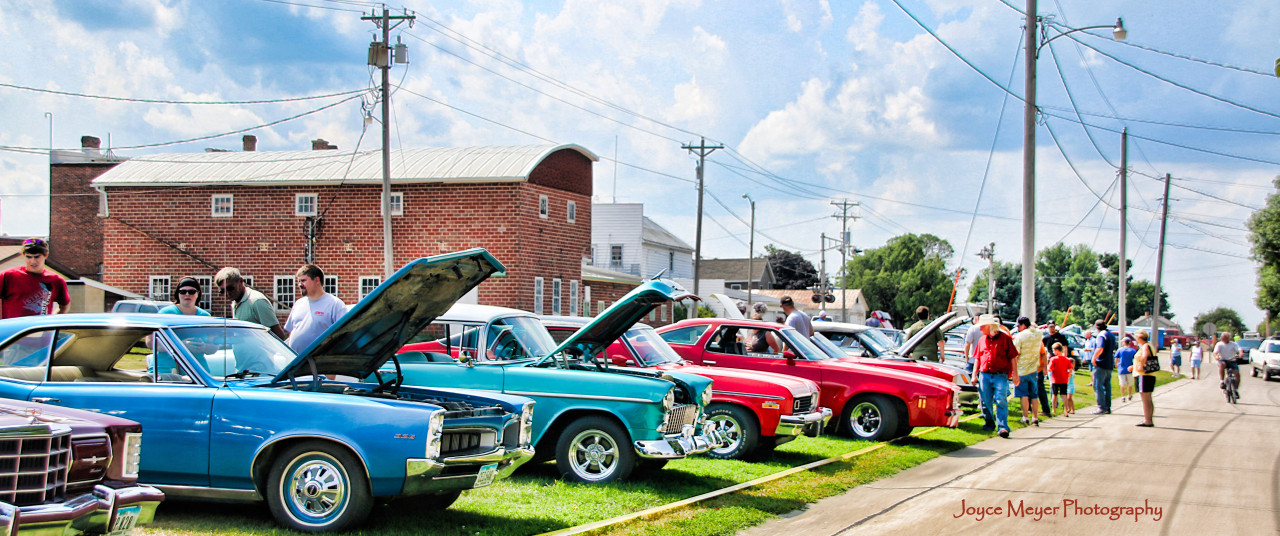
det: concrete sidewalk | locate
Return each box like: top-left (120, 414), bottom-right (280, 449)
top-left (740, 371), bottom-right (1280, 535)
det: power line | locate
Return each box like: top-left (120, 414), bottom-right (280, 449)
top-left (0, 82), bottom-right (365, 105)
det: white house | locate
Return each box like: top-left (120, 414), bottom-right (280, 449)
top-left (591, 203), bottom-right (694, 279)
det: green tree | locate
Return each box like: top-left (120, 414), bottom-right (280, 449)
top-left (844, 233), bottom-right (954, 324)
top-left (764, 245), bottom-right (819, 290)
top-left (1247, 177), bottom-right (1280, 316)
top-left (968, 260), bottom-right (1051, 322)
top-left (1125, 280), bottom-right (1172, 321)
top-left (1193, 307), bottom-right (1244, 336)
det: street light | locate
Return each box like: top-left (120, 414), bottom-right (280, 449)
top-left (1022, 4), bottom-right (1125, 322)
top-left (743, 194), bottom-right (755, 311)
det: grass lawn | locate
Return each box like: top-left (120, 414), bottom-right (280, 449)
top-left (135, 367), bottom-right (1181, 536)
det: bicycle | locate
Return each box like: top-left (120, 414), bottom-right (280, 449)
top-left (1223, 359), bottom-right (1242, 404)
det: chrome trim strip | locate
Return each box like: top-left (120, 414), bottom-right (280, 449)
top-left (504, 391), bottom-right (653, 404)
top-left (153, 485), bottom-right (261, 501)
top-left (712, 390), bottom-right (783, 400)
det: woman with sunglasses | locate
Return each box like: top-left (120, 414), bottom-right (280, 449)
top-left (159, 277), bottom-right (211, 316)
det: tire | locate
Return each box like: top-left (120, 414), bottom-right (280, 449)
top-left (266, 441), bottom-right (372, 533)
top-left (840, 394), bottom-right (900, 441)
top-left (704, 404), bottom-right (759, 460)
top-left (555, 416), bottom-right (635, 484)
top-left (389, 490), bottom-right (461, 511)
top-left (1252, 366), bottom-right (1259, 378)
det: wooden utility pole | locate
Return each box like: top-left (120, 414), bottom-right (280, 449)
top-left (831, 199), bottom-right (859, 321)
top-left (363, 7), bottom-right (415, 278)
top-left (1152, 173), bottom-right (1172, 342)
top-left (683, 137), bottom-right (722, 319)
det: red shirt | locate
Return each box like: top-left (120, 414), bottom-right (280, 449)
top-left (1049, 355), bottom-right (1073, 384)
top-left (0, 267), bottom-right (69, 319)
top-left (976, 331), bottom-right (1017, 375)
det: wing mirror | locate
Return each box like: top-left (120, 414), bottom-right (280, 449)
top-left (783, 350), bottom-right (796, 364)
top-left (459, 350), bottom-right (474, 367)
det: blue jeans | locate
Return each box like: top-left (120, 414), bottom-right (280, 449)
top-left (1093, 367), bottom-right (1113, 412)
top-left (979, 372), bottom-right (1011, 431)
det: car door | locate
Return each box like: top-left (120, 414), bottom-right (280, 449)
top-left (18, 326), bottom-right (214, 487)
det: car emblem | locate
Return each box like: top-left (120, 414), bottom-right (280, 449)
top-left (393, 434), bottom-right (416, 440)
top-left (81, 456), bottom-right (106, 464)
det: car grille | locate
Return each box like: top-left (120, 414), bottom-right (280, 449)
top-left (440, 432), bottom-right (481, 455)
top-left (793, 394), bottom-right (817, 414)
top-left (502, 420), bottom-right (520, 449)
top-left (663, 404), bottom-right (698, 434)
top-left (0, 425), bottom-right (71, 506)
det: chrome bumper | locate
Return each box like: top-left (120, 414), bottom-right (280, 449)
top-left (634, 422), bottom-right (728, 459)
top-left (774, 407), bottom-right (834, 438)
top-left (404, 445), bottom-right (535, 495)
top-left (0, 483), bottom-right (164, 536)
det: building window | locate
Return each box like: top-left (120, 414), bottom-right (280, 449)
top-left (583, 286), bottom-right (591, 316)
top-left (274, 276), bottom-right (296, 311)
top-left (597, 300), bottom-right (605, 314)
top-left (590, 245), bottom-right (596, 266)
top-left (610, 245), bottom-right (623, 270)
top-left (660, 304), bottom-right (666, 322)
top-left (669, 251), bottom-right (675, 274)
top-left (534, 277), bottom-right (544, 315)
top-left (295, 194), bottom-right (318, 216)
top-left (323, 276), bottom-right (338, 296)
top-left (538, 195), bottom-right (549, 219)
top-left (211, 195), bottom-right (234, 217)
top-left (359, 277), bottom-right (381, 300)
top-left (552, 279), bottom-right (562, 315)
top-left (567, 201), bottom-right (576, 223)
top-left (195, 276), bottom-right (212, 310)
top-left (149, 276), bottom-right (170, 301)
top-left (569, 281), bottom-right (579, 316)
top-left (242, 275), bottom-right (255, 290)
top-left (730, 284), bottom-right (742, 290)
top-left (380, 192), bottom-right (404, 216)
top-left (649, 309), bottom-right (656, 322)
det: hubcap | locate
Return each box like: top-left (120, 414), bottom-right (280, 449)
top-left (569, 430), bottom-right (618, 480)
top-left (709, 414), bottom-right (743, 455)
top-left (851, 402), bottom-right (882, 437)
top-left (287, 457), bottom-right (346, 520)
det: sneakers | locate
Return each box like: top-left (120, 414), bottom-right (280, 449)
top-left (1019, 417), bottom-right (1029, 425)
top-left (1221, 381), bottom-right (1226, 389)
top-left (1033, 418), bottom-right (1040, 427)
top-left (998, 428), bottom-right (1010, 438)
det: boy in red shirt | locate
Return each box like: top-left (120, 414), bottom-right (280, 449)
top-left (1048, 342), bottom-right (1074, 415)
top-left (0, 238), bottom-right (69, 318)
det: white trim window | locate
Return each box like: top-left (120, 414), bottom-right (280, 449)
top-left (195, 276), bottom-right (213, 310)
top-left (552, 279), bottom-right (562, 315)
top-left (274, 276), bottom-right (296, 311)
top-left (582, 286), bottom-right (591, 316)
top-left (567, 200), bottom-right (576, 223)
top-left (242, 275), bottom-right (255, 290)
top-left (533, 277), bottom-right (545, 315)
top-left (659, 304), bottom-right (666, 322)
top-left (610, 245), bottom-right (623, 270)
top-left (569, 281), bottom-right (579, 316)
top-left (295, 193), bottom-right (318, 216)
top-left (148, 276), bottom-right (170, 301)
top-left (359, 277), bottom-right (382, 300)
top-left (323, 276), bottom-right (338, 296)
top-left (538, 195), bottom-right (549, 219)
top-left (211, 195), bottom-right (234, 217)
top-left (380, 192), bottom-right (404, 216)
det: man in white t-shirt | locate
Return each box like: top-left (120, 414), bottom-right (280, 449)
top-left (780, 296), bottom-right (812, 338)
top-left (285, 264), bottom-right (348, 352)
top-left (1214, 332), bottom-right (1242, 395)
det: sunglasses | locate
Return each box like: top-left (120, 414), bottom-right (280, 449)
top-left (177, 288), bottom-right (199, 296)
top-left (22, 238), bottom-right (45, 246)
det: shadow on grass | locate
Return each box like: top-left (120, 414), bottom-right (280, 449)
top-left (892, 436), bottom-right (968, 452)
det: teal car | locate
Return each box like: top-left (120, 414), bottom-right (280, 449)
top-left (390, 280), bottom-right (726, 483)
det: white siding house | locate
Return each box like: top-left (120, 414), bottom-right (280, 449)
top-left (591, 203), bottom-right (693, 279)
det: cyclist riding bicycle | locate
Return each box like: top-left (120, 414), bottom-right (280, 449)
top-left (1215, 332), bottom-right (1243, 396)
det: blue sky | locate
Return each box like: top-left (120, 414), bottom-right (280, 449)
top-left (1, 0), bottom-right (1276, 328)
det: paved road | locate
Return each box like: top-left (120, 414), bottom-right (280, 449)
top-left (740, 369), bottom-right (1280, 535)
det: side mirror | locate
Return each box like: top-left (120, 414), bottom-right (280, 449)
top-left (625, 359), bottom-right (636, 367)
top-left (783, 350), bottom-right (796, 364)
top-left (459, 351), bottom-right (474, 367)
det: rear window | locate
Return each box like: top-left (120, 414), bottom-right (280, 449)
top-left (115, 303), bottom-right (138, 313)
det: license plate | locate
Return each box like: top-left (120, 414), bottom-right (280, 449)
top-left (474, 463), bottom-right (498, 487)
top-left (109, 505), bottom-right (141, 536)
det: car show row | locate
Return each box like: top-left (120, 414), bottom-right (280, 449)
top-left (0, 249), bottom-right (969, 534)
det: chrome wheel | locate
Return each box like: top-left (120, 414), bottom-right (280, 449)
top-left (709, 414), bottom-right (743, 456)
top-left (849, 401), bottom-right (883, 437)
top-left (568, 429), bottom-right (620, 480)
top-left (556, 416), bottom-right (635, 483)
top-left (286, 456), bottom-right (346, 520)
top-left (704, 404), bottom-right (758, 460)
top-left (266, 441), bottom-right (371, 532)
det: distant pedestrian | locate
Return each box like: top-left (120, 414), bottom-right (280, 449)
top-left (1091, 319), bottom-right (1117, 414)
top-left (1040, 321), bottom-right (1068, 416)
top-left (284, 264), bottom-right (348, 352)
top-left (215, 267), bottom-right (288, 340)
top-left (1170, 340), bottom-right (1183, 377)
top-left (1134, 330), bottom-right (1157, 427)
top-left (1190, 338), bottom-right (1204, 379)
top-left (816, 310), bottom-right (830, 322)
top-left (1116, 336), bottom-right (1136, 403)
top-left (780, 296), bottom-right (813, 338)
top-left (904, 306), bottom-right (944, 362)
top-left (1012, 317), bottom-right (1043, 426)
top-left (1048, 342), bottom-right (1073, 415)
top-left (974, 314), bottom-right (1018, 438)
top-left (159, 277), bottom-right (211, 316)
top-left (0, 238), bottom-right (69, 318)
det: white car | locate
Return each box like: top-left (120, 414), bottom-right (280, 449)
top-left (1249, 339), bottom-right (1280, 381)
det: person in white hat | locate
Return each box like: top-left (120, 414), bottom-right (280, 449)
top-left (973, 314), bottom-right (1019, 438)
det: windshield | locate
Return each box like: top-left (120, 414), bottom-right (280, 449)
top-left (1238, 339), bottom-right (1262, 350)
top-left (171, 326), bottom-right (296, 379)
top-left (856, 328), bottom-right (898, 356)
top-left (809, 332), bottom-right (848, 360)
top-left (875, 328), bottom-right (904, 347)
top-left (780, 330), bottom-right (832, 361)
top-left (623, 327), bottom-right (683, 366)
top-left (485, 316), bottom-right (558, 361)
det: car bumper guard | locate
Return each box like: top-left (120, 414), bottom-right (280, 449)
top-left (634, 422), bottom-right (728, 459)
top-left (774, 407), bottom-right (834, 438)
top-left (0, 483), bottom-right (164, 536)
top-left (403, 445), bottom-right (535, 495)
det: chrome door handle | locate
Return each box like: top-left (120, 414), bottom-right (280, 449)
top-left (32, 397), bottom-right (60, 404)
top-left (703, 360), bottom-right (716, 365)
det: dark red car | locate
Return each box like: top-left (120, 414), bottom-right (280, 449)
top-left (657, 319), bottom-right (961, 441)
top-left (0, 399), bottom-right (162, 535)
top-left (542, 317), bottom-right (832, 460)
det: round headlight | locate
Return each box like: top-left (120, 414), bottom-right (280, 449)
top-left (700, 386), bottom-right (712, 406)
top-left (662, 389), bottom-right (676, 412)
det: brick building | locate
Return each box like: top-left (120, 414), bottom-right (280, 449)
top-left (74, 142), bottom-right (599, 317)
top-left (50, 136), bottom-right (126, 279)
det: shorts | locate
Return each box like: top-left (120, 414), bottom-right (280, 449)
top-left (1118, 373), bottom-right (1132, 387)
top-left (1191, 358), bottom-right (1202, 367)
top-left (1052, 383), bottom-right (1068, 396)
top-left (1014, 373), bottom-right (1039, 397)
top-left (1136, 375), bottom-right (1156, 393)
top-left (1171, 353), bottom-right (1182, 366)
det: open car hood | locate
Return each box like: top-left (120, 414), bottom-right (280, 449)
top-left (898, 311), bottom-right (960, 356)
top-left (541, 279), bottom-right (695, 364)
top-left (275, 248), bottom-right (505, 381)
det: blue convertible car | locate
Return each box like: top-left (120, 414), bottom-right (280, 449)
top-left (0, 249), bottom-right (535, 532)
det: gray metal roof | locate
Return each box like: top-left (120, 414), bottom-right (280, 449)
top-left (91, 144), bottom-right (598, 187)
top-left (641, 217), bottom-right (693, 251)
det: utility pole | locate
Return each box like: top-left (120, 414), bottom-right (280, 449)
top-left (831, 199), bottom-right (859, 322)
top-left (683, 137), bottom-right (722, 319)
top-left (819, 233), bottom-right (828, 315)
top-left (1152, 173), bottom-right (1172, 341)
top-left (363, 7), bottom-right (415, 278)
top-left (1119, 128), bottom-right (1128, 339)
top-left (743, 194), bottom-right (756, 311)
top-left (977, 243), bottom-right (996, 314)
top-left (1022, 0), bottom-right (1039, 323)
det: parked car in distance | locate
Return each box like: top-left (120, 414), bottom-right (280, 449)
top-left (109, 300), bottom-right (171, 314)
top-left (657, 319), bottom-right (961, 441)
top-left (0, 250), bottom-right (536, 532)
top-left (541, 316), bottom-right (832, 460)
top-left (1237, 338), bottom-right (1263, 364)
top-left (1250, 339), bottom-right (1280, 380)
top-left (0, 399), bottom-right (163, 536)
top-left (393, 280), bottom-right (726, 484)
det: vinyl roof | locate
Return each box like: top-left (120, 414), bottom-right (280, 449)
top-left (92, 144), bottom-right (598, 187)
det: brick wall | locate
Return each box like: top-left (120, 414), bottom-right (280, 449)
top-left (50, 163), bottom-right (118, 279)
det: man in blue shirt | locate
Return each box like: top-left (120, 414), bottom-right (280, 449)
top-left (1091, 319), bottom-right (1117, 414)
top-left (1115, 336), bottom-right (1137, 403)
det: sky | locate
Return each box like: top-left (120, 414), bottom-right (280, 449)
top-left (0, 0), bottom-right (1276, 329)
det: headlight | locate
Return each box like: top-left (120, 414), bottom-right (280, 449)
top-left (123, 432), bottom-right (142, 479)
top-left (700, 386), bottom-right (712, 407)
top-left (663, 389), bottom-right (676, 412)
top-left (425, 410), bottom-right (445, 459)
top-left (519, 402), bottom-right (535, 446)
